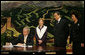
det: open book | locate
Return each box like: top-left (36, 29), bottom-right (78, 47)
top-left (3, 45), bottom-right (13, 48)
top-left (3, 43), bottom-right (13, 48)
top-left (13, 45), bottom-right (33, 47)
top-left (3, 44), bottom-right (33, 47)
top-left (13, 45), bottom-right (26, 47)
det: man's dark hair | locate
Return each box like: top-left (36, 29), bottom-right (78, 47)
top-left (54, 11), bottom-right (60, 15)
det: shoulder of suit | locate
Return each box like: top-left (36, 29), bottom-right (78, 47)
top-left (19, 34), bottom-right (22, 36)
top-left (28, 34), bottom-right (32, 38)
top-left (62, 18), bottom-right (70, 23)
top-left (18, 34), bottom-right (23, 38)
top-left (42, 25), bottom-right (47, 30)
top-left (62, 18), bottom-right (67, 21)
top-left (44, 25), bottom-right (47, 28)
top-left (36, 26), bottom-right (38, 29)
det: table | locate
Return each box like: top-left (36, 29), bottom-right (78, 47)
top-left (1, 46), bottom-right (65, 54)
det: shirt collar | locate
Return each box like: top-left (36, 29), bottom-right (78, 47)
top-left (57, 18), bottom-right (61, 22)
top-left (24, 35), bottom-right (28, 38)
top-left (38, 25), bottom-right (44, 30)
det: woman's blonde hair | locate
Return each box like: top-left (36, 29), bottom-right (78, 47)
top-left (38, 18), bottom-right (44, 22)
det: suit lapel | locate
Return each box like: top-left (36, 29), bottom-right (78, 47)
top-left (36, 26), bottom-right (47, 39)
top-left (26, 35), bottom-right (29, 43)
top-left (22, 35), bottom-right (24, 43)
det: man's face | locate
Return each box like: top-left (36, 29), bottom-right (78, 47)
top-left (54, 13), bottom-right (60, 20)
top-left (23, 29), bottom-right (29, 36)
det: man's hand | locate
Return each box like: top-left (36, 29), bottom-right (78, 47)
top-left (81, 43), bottom-right (84, 47)
top-left (38, 40), bottom-right (43, 44)
top-left (5, 42), bottom-right (12, 46)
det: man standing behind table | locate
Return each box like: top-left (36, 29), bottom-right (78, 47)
top-left (53, 11), bottom-right (69, 54)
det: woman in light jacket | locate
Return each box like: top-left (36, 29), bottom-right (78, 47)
top-left (35, 18), bottom-right (47, 46)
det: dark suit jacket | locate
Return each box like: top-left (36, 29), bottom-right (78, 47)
top-left (11, 34), bottom-right (33, 46)
top-left (69, 20), bottom-right (84, 54)
top-left (70, 21), bottom-right (81, 43)
top-left (53, 18), bottom-right (69, 47)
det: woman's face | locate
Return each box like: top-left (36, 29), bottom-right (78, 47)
top-left (39, 20), bottom-right (44, 26)
top-left (71, 14), bottom-right (77, 21)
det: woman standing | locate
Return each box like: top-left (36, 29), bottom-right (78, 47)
top-left (69, 13), bottom-right (83, 54)
top-left (35, 18), bottom-right (47, 46)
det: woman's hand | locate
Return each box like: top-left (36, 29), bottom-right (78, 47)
top-left (68, 44), bottom-right (72, 48)
top-left (38, 40), bottom-right (43, 44)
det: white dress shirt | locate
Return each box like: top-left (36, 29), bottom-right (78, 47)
top-left (24, 35), bottom-right (28, 43)
top-left (57, 18), bottom-right (61, 23)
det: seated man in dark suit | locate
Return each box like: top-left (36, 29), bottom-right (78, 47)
top-left (12, 26), bottom-right (33, 46)
top-left (5, 26), bottom-right (33, 46)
